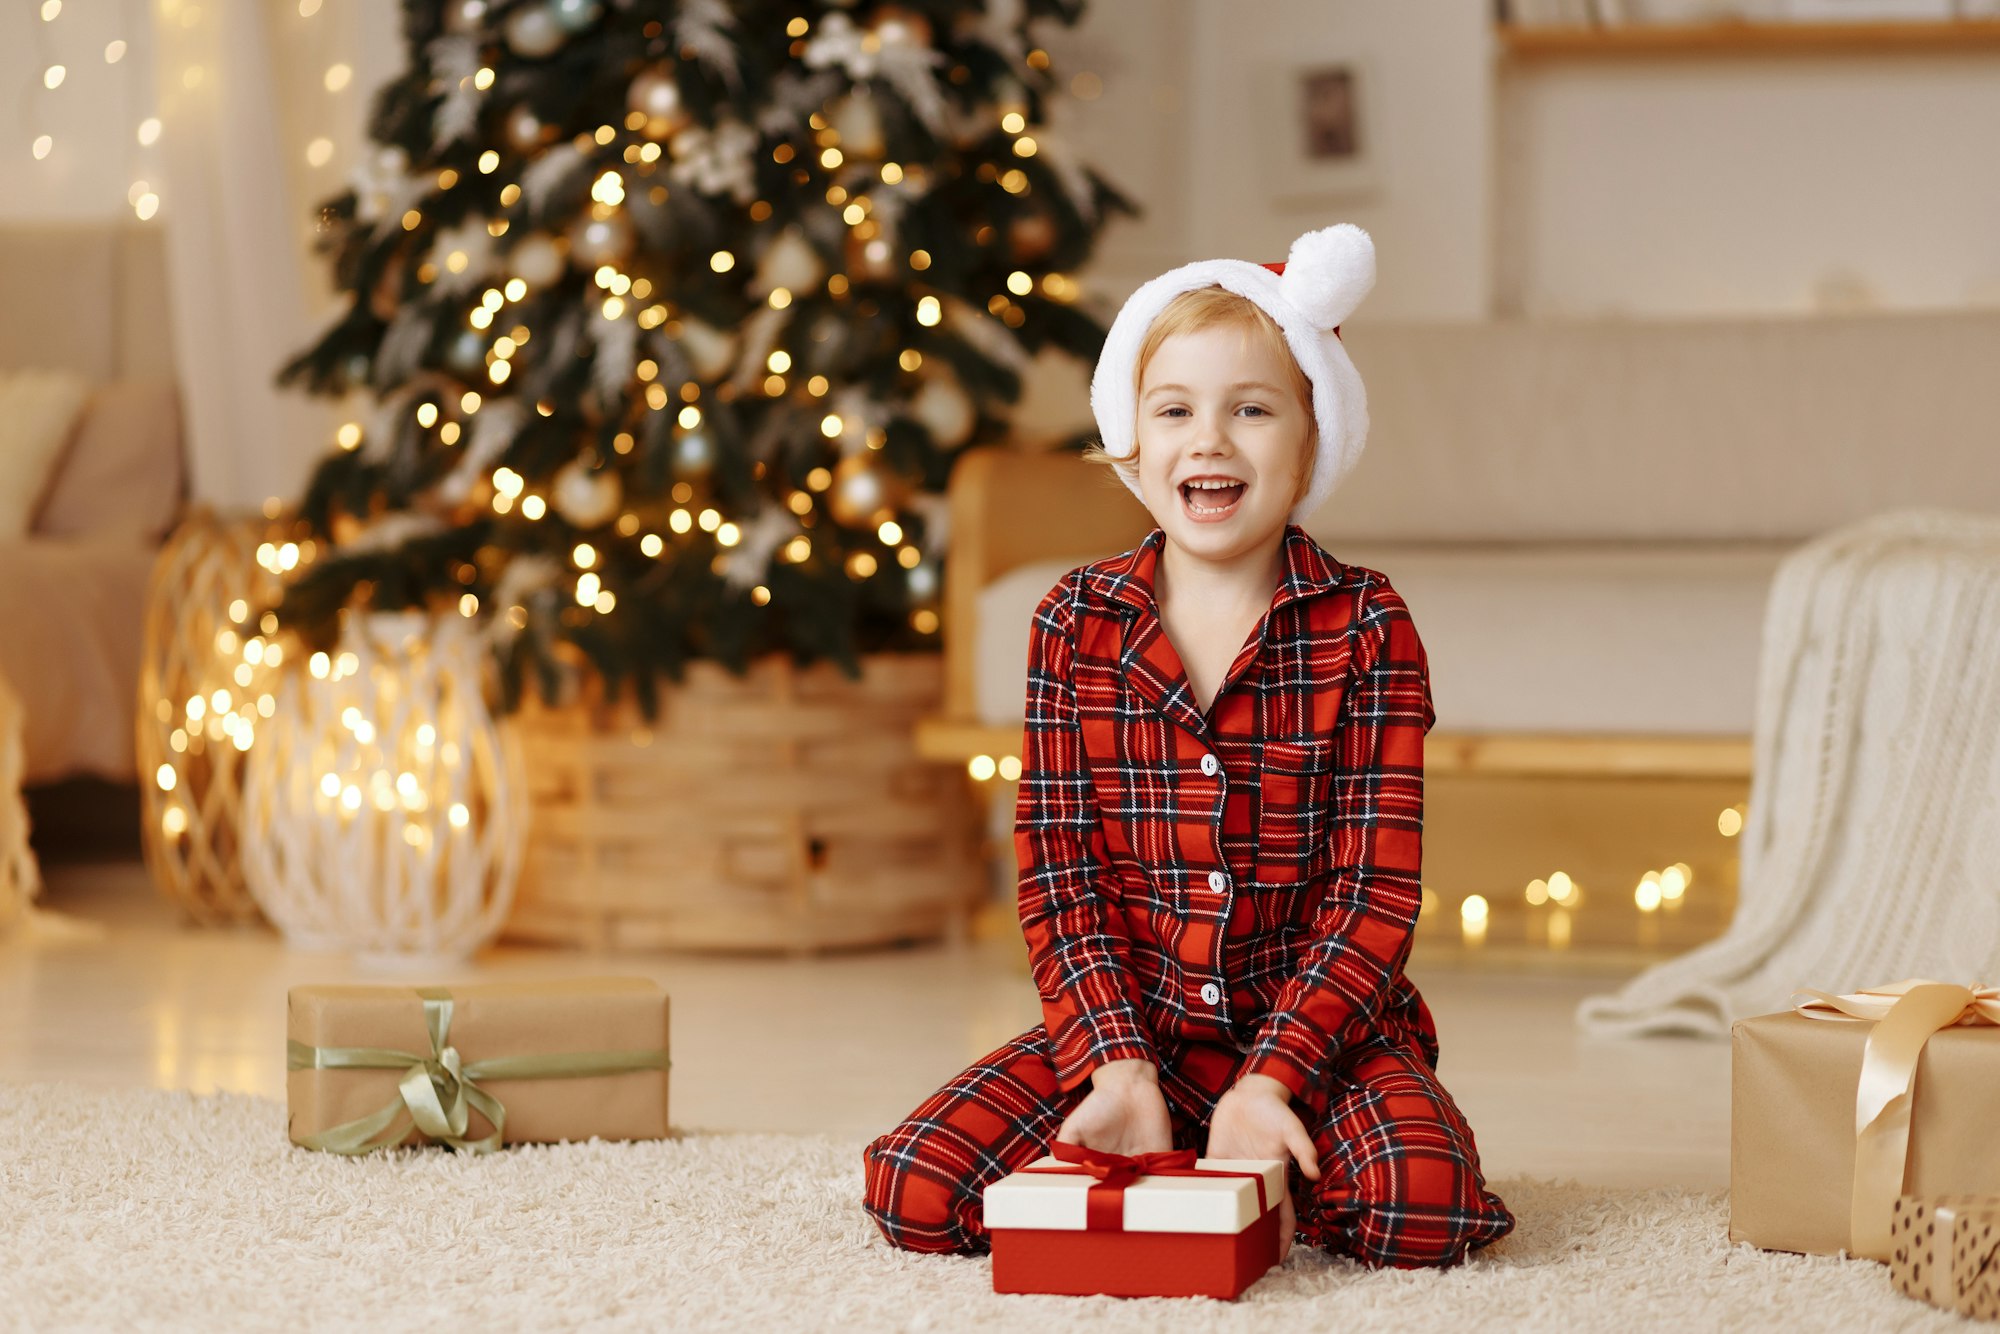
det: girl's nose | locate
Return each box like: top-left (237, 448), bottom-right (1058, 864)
top-left (1192, 412), bottom-right (1233, 452)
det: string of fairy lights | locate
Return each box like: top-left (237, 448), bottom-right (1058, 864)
top-left (316, 21), bottom-right (1090, 637)
top-left (133, 10), bottom-right (1102, 847)
top-left (26, 0), bottom-right (155, 218)
top-left (965, 746), bottom-right (1753, 950)
top-left (28, 0), bottom-right (362, 223)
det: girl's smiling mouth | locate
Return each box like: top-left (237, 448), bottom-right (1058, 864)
top-left (1180, 475), bottom-right (1248, 520)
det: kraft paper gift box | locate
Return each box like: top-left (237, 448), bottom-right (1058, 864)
top-left (1889, 1195), bottom-right (2000, 1321)
top-left (1730, 983), bottom-right (2000, 1259)
top-left (287, 977), bottom-right (670, 1154)
top-left (983, 1147), bottom-right (1286, 1300)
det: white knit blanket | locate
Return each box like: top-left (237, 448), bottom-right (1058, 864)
top-left (1579, 509), bottom-right (2000, 1038)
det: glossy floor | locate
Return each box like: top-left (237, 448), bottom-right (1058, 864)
top-left (1, 861), bottom-right (1731, 1190)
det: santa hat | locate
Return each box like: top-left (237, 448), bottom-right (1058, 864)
top-left (1088, 223), bottom-right (1375, 525)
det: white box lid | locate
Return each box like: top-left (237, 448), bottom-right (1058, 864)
top-left (982, 1156), bottom-right (1285, 1235)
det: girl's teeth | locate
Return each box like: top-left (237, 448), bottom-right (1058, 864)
top-left (1182, 481), bottom-right (1246, 513)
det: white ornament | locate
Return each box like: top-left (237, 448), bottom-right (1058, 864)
top-left (505, 2), bottom-right (568, 57)
top-left (509, 232), bottom-right (566, 288)
top-left (628, 65), bottom-right (690, 138)
top-left (241, 612), bottom-right (525, 965)
top-left (909, 375), bottom-right (975, 447)
top-left (753, 226), bottom-right (824, 296)
top-left (552, 0), bottom-right (600, 31)
top-left (675, 317), bottom-right (737, 380)
top-left (830, 90), bottom-right (886, 157)
top-left (552, 460), bottom-right (622, 528)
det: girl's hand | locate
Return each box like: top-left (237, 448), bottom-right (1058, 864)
top-left (1206, 1073), bottom-right (1321, 1260)
top-left (1055, 1059), bottom-right (1174, 1157)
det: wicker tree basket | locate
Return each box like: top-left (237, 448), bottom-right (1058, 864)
top-left (505, 652), bottom-right (985, 953)
top-left (0, 670), bottom-right (35, 932)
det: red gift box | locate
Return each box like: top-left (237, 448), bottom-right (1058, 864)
top-left (983, 1144), bottom-right (1286, 1300)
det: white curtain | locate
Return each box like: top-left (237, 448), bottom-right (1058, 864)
top-left (151, 0), bottom-right (400, 511)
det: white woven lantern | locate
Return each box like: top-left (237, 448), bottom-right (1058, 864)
top-left (136, 508), bottom-right (288, 924)
top-left (242, 610), bottom-right (526, 964)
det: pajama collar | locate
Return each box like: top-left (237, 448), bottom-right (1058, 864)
top-left (1080, 524), bottom-right (1350, 621)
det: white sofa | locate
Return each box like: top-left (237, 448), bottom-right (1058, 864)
top-left (937, 310), bottom-right (2000, 775)
top-left (0, 225), bottom-right (184, 784)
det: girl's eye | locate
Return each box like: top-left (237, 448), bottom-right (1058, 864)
top-left (1240, 405), bottom-right (1267, 417)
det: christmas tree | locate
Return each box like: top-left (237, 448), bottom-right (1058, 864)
top-left (275, 0), bottom-right (1135, 716)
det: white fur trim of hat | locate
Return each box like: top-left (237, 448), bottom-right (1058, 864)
top-left (1088, 222), bottom-right (1375, 525)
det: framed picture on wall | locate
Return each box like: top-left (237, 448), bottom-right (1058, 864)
top-left (1254, 57), bottom-right (1383, 206)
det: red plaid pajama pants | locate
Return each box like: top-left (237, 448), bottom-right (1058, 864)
top-left (862, 1025), bottom-right (1514, 1269)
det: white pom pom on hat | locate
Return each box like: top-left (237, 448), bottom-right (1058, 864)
top-left (1088, 222), bottom-right (1376, 525)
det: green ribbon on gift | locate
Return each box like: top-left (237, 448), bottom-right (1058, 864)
top-left (286, 987), bottom-right (671, 1156)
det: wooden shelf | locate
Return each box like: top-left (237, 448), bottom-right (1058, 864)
top-left (1498, 17), bottom-right (2000, 60)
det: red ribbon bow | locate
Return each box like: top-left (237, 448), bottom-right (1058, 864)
top-left (1020, 1141), bottom-right (1273, 1232)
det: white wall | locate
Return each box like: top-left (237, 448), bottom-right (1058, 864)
top-left (1184, 0), bottom-right (1494, 322)
top-left (0, 0), bottom-right (157, 220)
top-left (1014, 0), bottom-right (1494, 440)
top-left (1496, 52), bottom-right (2000, 318)
top-left (16, 3), bottom-right (2000, 421)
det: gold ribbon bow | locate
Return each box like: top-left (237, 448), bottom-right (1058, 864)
top-left (1790, 979), bottom-right (2000, 1261)
top-left (286, 987), bottom-right (672, 1156)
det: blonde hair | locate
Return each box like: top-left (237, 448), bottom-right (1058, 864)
top-left (1083, 285), bottom-right (1318, 504)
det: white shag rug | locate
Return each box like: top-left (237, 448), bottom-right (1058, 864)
top-left (0, 1082), bottom-right (1975, 1333)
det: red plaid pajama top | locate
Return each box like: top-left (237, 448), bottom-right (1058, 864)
top-left (1015, 523), bottom-right (1440, 1098)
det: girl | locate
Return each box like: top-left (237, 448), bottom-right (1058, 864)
top-left (863, 224), bottom-right (1514, 1269)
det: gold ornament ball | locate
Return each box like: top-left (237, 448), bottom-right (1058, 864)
top-left (828, 454), bottom-right (912, 529)
top-left (567, 211), bottom-right (634, 267)
top-left (671, 430), bottom-right (716, 479)
top-left (628, 65), bottom-right (692, 139)
top-left (870, 4), bottom-right (934, 48)
top-left (905, 553), bottom-right (942, 606)
top-left (846, 231), bottom-right (898, 283)
top-left (505, 103), bottom-right (553, 153)
top-left (552, 460), bottom-right (623, 528)
top-left (442, 0), bottom-right (487, 34)
top-left (1010, 213), bottom-right (1058, 262)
